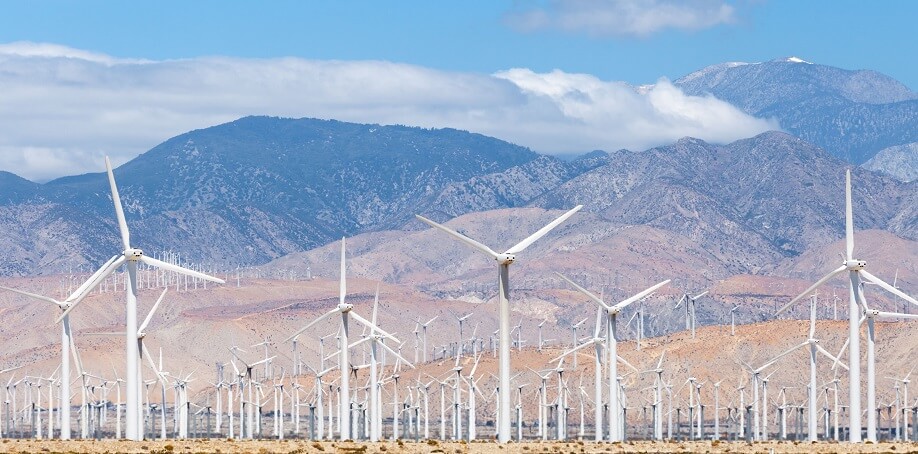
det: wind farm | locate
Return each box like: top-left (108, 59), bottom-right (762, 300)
top-left (0, 147), bottom-right (915, 454)
top-left (2, 1), bottom-right (918, 450)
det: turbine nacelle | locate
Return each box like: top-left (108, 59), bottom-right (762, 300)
top-left (495, 253), bottom-right (516, 265)
top-left (864, 309), bottom-right (880, 318)
top-left (844, 259), bottom-right (866, 270)
top-left (337, 303), bottom-right (354, 313)
top-left (124, 248), bottom-right (144, 261)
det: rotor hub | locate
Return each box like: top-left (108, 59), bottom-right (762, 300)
top-left (124, 248), bottom-right (144, 261)
top-left (844, 259), bottom-right (866, 271)
top-left (495, 254), bottom-right (516, 265)
top-left (338, 303), bottom-right (353, 313)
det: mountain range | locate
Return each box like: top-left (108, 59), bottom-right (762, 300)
top-left (0, 58), bottom-right (915, 282)
top-left (674, 57), bottom-right (918, 165)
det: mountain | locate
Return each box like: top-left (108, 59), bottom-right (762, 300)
top-left (1, 117), bottom-right (915, 280)
top-left (862, 142), bottom-right (918, 182)
top-left (0, 116), bottom-right (548, 274)
top-left (675, 57), bottom-right (918, 164)
top-left (261, 131), bottom-right (917, 334)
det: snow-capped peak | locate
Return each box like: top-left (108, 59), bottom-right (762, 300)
top-left (784, 56), bottom-right (812, 64)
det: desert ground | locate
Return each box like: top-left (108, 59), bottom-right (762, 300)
top-left (0, 439), bottom-right (916, 454)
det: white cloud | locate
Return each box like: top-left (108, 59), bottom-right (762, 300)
top-left (0, 41), bottom-right (777, 181)
top-left (504, 0), bottom-right (736, 37)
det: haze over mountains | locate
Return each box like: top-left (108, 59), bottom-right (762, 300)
top-left (0, 57), bottom-right (914, 285)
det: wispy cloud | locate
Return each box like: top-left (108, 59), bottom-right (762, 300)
top-left (0, 42), bottom-right (776, 181)
top-left (504, 0), bottom-right (736, 37)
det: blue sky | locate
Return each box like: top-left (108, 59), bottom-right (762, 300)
top-left (3, 1), bottom-right (913, 86)
top-left (0, 1), bottom-right (914, 180)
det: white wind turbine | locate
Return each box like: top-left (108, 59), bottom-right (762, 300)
top-left (418, 315), bottom-right (438, 363)
top-left (415, 205), bottom-right (582, 442)
top-left (674, 291), bottom-right (707, 338)
top-left (0, 261), bottom-right (120, 440)
top-left (556, 272), bottom-right (670, 441)
top-left (859, 287), bottom-right (918, 441)
top-left (759, 295), bottom-right (848, 441)
top-left (775, 169), bottom-right (917, 442)
top-left (568, 318), bottom-right (588, 367)
top-left (551, 306), bottom-right (605, 440)
top-left (345, 285), bottom-right (414, 442)
top-left (283, 237), bottom-right (397, 441)
top-left (53, 157), bottom-right (224, 441)
top-left (448, 310), bottom-right (473, 357)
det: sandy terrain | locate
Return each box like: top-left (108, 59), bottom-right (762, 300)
top-left (0, 439), bottom-right (915, 454)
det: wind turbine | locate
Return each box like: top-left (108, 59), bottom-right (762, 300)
top-left (759, 294), bottom-right (848, 441)
top-left (730, 305), bottom-right (739, 336)
top-left (674, 291), bottom-right (707, 338)
top-left (415, 205), bottom-right (582, 442)
top-left (448, 310), bottom-right (473, 357)
top-left (556, 272), bottom-right (670, 441)
top-left (775, 169), bottom-right (917, 442)
top-left (551, 306), bottom-right (605, 440)
top-left (345, 285), bottom-right (414, 442)
top-left (0, 260), bottom-right (121, 440)
top-left (859, 287), bottom-right (918, 441)
top-left (52, 157), bottom-right (224, 441)
top-left (418, 315), bottom-right (438, 363)
top-left (284, 237), bottom-right (397, 441)
top-left (568, 318), bottom-right (588, 367)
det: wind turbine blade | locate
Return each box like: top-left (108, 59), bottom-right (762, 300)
top-left (339, 238), bottom-right (347, 306)
top-left (845, 169), bottom-right (854, 260)
top-left (378, 340), bottom-right (415, 369)
top-left (626, 310), bottom-right (638, 327)
top-left (757, 341), bottom-right (808, 372)
top-left (138, 288), bottom-right (168, 335)
top-left (251, 355), bottom-right (277, 368)
top-left (617, 355), bottom-right (639, 373)
top-left (809, 297), bottom-right (817, 339)
top-left (0, 286), bottom-right (62, 306)
top-left (229, 359), bottom-right (240, 376)
top-left (347, 336), bottom-right (374, 350)
top-left (593, 306), bottom-right (602, 338)
top-left (815, 344), bottom-right (848, 371)
top-left (613, 280), bottom-right (671, 311)
top-left (555, 272), bottom-right (611, 311)
top-left (424, 315), bottom-right (438, 326)
top-left (414, 214), bottom-right (499, 259)
top-left (372, 283), bottom-right (380, 327)
top-left (56, 256), bottom-right (127, 323)
top-left (550, 341), bottom-right (594, 363)
top-left (141, 343), bottom-right (168, 385)
top-left (504, 205), bottom-right (582, 255)
top-left (104, 156), bottom-right (132, 250)
top-left (656, 350), bottom-right (666, 370)
top-left (65, 254), bottom-right (120, 302)
top-left (774, 265), bottom-right (847, 316)
top-left (470, 353), bottom-right (482, 376)
top-left (874, 311), bottom-right (918, 320)
top-left (139, 256), bottom-right (225, 284)
top-left (69, 334), bottom-right (85, 376)
top-left (283, 307), bottom-right (339, 343)
top-left (691, 291), bottom-right (709, 300)
top-left (674, 294), bottom-right (686, 309)
top-left (860, 270), bottom-right (918, 307)
top-left (350, 311), bottom-right (400, 344)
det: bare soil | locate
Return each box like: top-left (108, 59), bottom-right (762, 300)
top-left (0, 439), bottom-right (915, 454)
